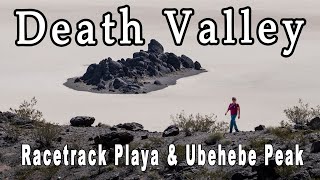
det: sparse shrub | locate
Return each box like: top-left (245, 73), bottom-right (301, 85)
top-left (172, 111), bottom-right (228, 133)
top-left (149, 137), bottom-right (164, 147)
top-left (129, 141), bottom-right (141, 150)
top-left (147, 171), bottom-right (161, 180)
top-left (205, 132), bottom-right (223, 145)
top-left (267, 127), bottom-right (294, 140)
top-left (34, 122), bottom-right (60, 148)
top-left (4, 127), bottom-right (19, 143)
top-left (220, 139), bottom-right (232, 146)
top-left (284, 99), bottom-right (320, 125)
top-left (175, 144), bottom-right (186, 163)
top-left (105, 164), bottom-right (116, 171)
top-left (10, 97), bottom-right (44, 122)
top-left (275, 165), bottom-right (298, 178)
top-left (248, 138), bottom-right (270, 155)
top-left (280, 120), bottom-right (291, 128)
top-left (143, 137), bottom-right (164, 149)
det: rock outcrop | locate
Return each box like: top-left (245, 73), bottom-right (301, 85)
top-left (71, 39), bottom-right (203, 94)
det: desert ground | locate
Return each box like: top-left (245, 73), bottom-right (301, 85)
top-left (0, 0), bottom-right (319, 131)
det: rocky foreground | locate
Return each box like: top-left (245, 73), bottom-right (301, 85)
top-left (64, 39), bottom-right (205, 94)
top-left (0, 112), bottom-right (320, 180)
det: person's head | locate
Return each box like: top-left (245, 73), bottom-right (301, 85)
top-left (232, 97), bottom-right (237, 103)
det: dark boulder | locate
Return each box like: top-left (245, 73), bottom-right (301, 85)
top-left (148, 39), bottom-right (164, 54)
top-left (163, 125), bottom-right (179, 137)
top-left (115, 122), bottom-right (144, 131)
top-left (254, 125), bottom-right (266, 131)
top-left (167, 53), bottom-right (181, 70)
top-left (141, 134), bottom-right (148, 140)
top-left (94, 132), bottom-right (134, 149)
top-left (180, 55), bottom-right (194, 68)
top-left (70, 116), bottom-right (95, 127)
top-left (112, 78), bottom-right (127, 89)
top-left (194, 61), bottom-right (202, 70)
top-left (311, 141), bottom-right (320, 153)
top-left (81, 64), bottom-right (98, 81)
top-left (154, 80), bottom-right (162, 85)
top-left (74, 77), bottom-right (81, 83)
top-left (308, 117), bottom-right (320, 130)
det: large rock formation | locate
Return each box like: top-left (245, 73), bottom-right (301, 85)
top-left (72, 39), bottom-right (203, 94)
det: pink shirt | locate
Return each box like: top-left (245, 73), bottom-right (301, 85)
top-left (228, 103), bottom-right (239, 115)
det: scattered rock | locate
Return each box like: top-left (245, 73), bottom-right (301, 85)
top-left (162, 125), bottom-right (179, 137)
top-left (115, 122), bottom-right (144, 131)
top-left (311, 141), bottom-right (320, 153)
top-left (141, 134), bottom-right (148, 140)
top-left (185, 129), bottom-right (192, 137)
top-left (308, 117), bottom-right (320, 130)
top-left (94, 132), bottom-right (134, 149)
top-left (56, 137), bottom-right (62, 142)
top-left (154, 80), bottom-right (162, 85)
top-left (254, 125), bottom-right (265, 131)
top-left (110, 127), bottom-right (117, 131)
top-left (70, 116), bottom-right (95, 127)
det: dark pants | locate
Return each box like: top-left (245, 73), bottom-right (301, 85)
top-left (230, 115), bottom-right (239, 133)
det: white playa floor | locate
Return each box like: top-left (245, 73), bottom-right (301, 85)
top-left (0, 0), bottom-right (319, 131)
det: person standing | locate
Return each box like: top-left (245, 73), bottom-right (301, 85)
top-left (225, 97), bottom-right (240, 133)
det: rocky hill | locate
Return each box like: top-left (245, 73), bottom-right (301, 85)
top-left (0, 111), bottom-right (320, 180)
top-left (64, 39), bottom-right (205, 94)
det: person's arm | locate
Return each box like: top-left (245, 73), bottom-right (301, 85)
top-left (225, 105), bottom-right (230, 115)
top-left (237, 105), bottom-right (240, 119)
